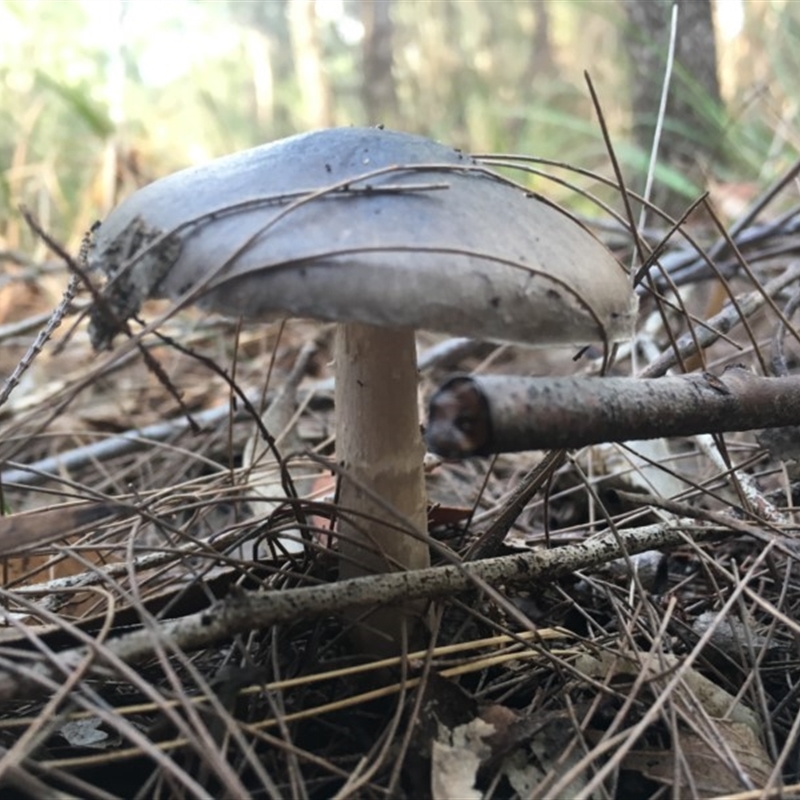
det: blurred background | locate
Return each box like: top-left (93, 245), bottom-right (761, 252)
top-left (0, 0), bottom-right (797, 254)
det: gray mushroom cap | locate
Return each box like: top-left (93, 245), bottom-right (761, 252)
top-left (88, 127), bottom-right (637, 350)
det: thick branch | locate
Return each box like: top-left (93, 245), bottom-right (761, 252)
top-left (426, 368), bottom-right (800, 457)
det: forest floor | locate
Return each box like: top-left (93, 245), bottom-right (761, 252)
top-left (1, 166), bottom-right (800, 799)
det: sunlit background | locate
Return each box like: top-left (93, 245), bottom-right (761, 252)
top-left (1, 0), bottom-right (797, 253)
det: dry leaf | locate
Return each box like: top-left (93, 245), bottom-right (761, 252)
top-left (624, 722), bottom-right (772, 797)
top-left (431, 717), bottom-right (495, 800)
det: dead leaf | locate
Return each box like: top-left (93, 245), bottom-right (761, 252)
top-left (59, 717), bottom-right (110, 749)
top-left (431, 717), bottom-right (495, 800)
top-left (575, 651), bottom-right (762, 737)
top-left (624, 722), bottom-right (772, 797)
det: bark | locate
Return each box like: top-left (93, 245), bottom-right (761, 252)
top-left (243, 28), bottom-right (274, 129)
top-left (224, 0), bottom-right (294, 132)
top-left (506, 0), bottom-right (558, 143)
top-left (426, 368), bottom-right (800, 457)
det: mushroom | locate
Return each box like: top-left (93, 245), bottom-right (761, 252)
top-left (87, 127), bottom-right (637, 652)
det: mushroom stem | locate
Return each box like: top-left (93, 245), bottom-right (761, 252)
top-left (334, 322), bottom-right (430, 651)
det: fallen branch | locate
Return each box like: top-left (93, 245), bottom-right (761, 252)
top-left (0, 517), bottom-right (725, 701)
top-left (426, 367), bottom-right (800, 457)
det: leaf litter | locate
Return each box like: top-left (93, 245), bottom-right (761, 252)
top-left (1, 155), bottom-right (800, 799)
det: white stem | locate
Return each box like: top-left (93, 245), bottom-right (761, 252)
top-left (335, 322), bottom-right (430, 652)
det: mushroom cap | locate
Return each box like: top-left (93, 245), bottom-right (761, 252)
top-left (89, 127), bottom-right (637, 349)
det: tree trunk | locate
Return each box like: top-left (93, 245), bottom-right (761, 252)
top-left (361, 0), bottom-right (398, 127)
top-left (623, 0), bottom-right (725, 217)
top-left (224, 0), bottom-right (295, 135)
top-left (530, 0), bottom-right (557, 77)
top-left (288, 0), bottom-right (334, 128)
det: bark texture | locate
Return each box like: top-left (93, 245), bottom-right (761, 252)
top-left (426, 369), bottom-right (800, 456)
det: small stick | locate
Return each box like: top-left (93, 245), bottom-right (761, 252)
top-left (425, 368), bottom-right (800, 457)
top-left (0, 275), bottom-right (79, 409)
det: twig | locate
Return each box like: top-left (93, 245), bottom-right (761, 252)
top-left (0, 275), bottom-right (80, 410)
top-left (770, 272), bottom-right (800, 377)
top-left (0, 504), bottom-right (121, 556)
top-left (463, 449), bottom-right (566, 560)
top-left (0, 397), bottom-right (261, 487)
top-left (0, 303), bottom-right (87, 345)
top-left (693, 433), bottom-right (787, 524)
